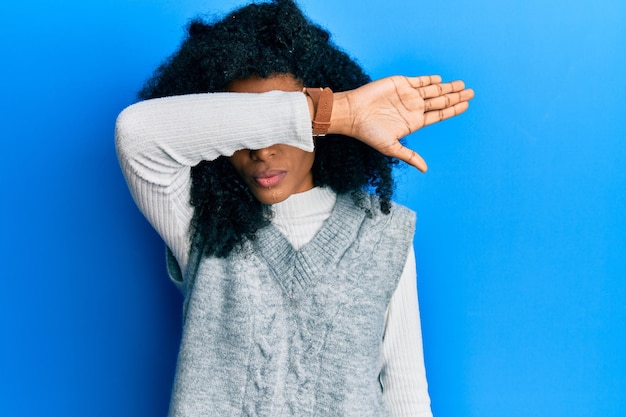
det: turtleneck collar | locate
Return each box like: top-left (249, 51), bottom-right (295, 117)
top-left (269, 187), bottom-right (337, 250)
top-left (271, 186), bottom-right (337, 222)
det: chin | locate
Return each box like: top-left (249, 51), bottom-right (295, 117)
top-left (254, 189), bottom-right (288, 205)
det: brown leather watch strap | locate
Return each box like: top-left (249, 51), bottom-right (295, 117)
top-left (303, 87), bottom-right (333, 136)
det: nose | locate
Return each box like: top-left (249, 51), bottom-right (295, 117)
top-left (250, 146), bottom-right (276, 161)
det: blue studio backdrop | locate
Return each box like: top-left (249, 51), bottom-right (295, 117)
top-left (1, 0), bottom-right (624, 416)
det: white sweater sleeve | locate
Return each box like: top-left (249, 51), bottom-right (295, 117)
top-left (114, 91), bottom-right (313, 271)
top-left (382, 244), bottom-right (433, 417)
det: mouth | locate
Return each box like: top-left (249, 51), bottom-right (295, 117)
top-left (252, 170), bottom-right (287, 188)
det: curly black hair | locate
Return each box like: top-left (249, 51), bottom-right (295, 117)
top-left (139, 0), bottom-right (398, 257)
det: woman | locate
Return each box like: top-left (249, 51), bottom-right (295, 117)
top-left (115, 1), bottom-right (473, 415)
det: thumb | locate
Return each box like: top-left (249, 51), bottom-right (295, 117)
top-left (387, 142), bottom-right (428, 172)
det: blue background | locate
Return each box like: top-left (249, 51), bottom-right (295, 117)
top-left (1, 0), bottom-right (624, 416)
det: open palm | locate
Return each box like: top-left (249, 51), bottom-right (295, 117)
top-left (334, 75), bottom-right (474, 172)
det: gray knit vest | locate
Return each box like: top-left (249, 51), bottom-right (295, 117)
top-left (166, 192), bottom-right (416, 417)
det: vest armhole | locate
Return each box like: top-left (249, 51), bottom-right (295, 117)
top-left (165, 246), bottom-right (185, 292)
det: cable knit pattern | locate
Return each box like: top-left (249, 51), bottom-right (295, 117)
top-left (167, 193), bottom-right (415, 417)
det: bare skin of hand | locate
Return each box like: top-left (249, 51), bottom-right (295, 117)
top-left (329, 75), bottom-right (474, 172)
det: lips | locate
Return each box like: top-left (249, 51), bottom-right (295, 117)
top-left (252, 170), bottom-right (287, 188)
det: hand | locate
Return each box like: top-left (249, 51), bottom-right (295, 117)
top-left (330, 75), bottom-right (474, 172)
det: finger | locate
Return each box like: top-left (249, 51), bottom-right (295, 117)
top-left (386, 141), bottom-right (428, 172)
top-left (424, 101), bottom-right (470, 126)
top-left (419, 80), bottom-right (466, 99)
top-left (405, 75), bottom-right (442, 88)
top-left (424, 88), bottom-right (475, 111)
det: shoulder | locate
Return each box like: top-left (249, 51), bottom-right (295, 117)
top-left (336, 191), bottom-right (416, 248)
top-left (356, 191), bottom-right (416, 228)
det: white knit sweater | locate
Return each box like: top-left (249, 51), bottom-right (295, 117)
top-left (115, 90), bottom-right (432, 417)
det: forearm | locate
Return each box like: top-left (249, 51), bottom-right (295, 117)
top-left (115, 91), bottom-right (313, 176)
